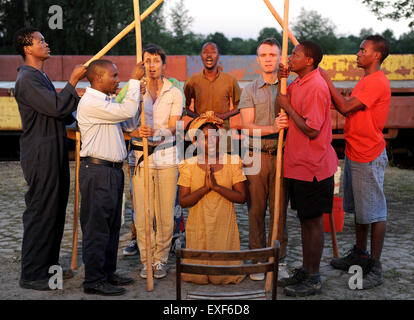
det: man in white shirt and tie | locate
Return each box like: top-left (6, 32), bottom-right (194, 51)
top-left (77, 59), bottom-right (144, 296)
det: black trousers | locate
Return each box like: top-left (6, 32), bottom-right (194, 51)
top-left (79, 162), bottom-right (124, 288)
top-left (20, 140), bottom-right (70, 282)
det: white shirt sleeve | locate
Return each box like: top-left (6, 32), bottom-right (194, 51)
top-left (121, 103), bottom-right (141, 132)
top-left (78, 80), bottom-right (140, 125)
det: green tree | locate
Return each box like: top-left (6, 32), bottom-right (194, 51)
top-left (0, 0), bottom-right (167, 55)
top-left (229, 37), bottom-right (256, 55)
top-left (0, 0), bottom-right (25, 53)
top-left (169, 0), bottom-right (192, 39)
top-left (140, 0), bottom-right (168, 51)
top-left (179, 31), bottom-right (206, 55)
top-left (256, 27), bottom-right (294, 53)
top-left (244, 38), bottom-right (260, 55)
top-left (381, 29), bottom-right (398, 53)
top-left (397, 30), bottom-right (414, 53)
top-left (335, 35), bottom-right (361, 54)
top-left (362, 0), bottom-right (414, 28)
top-left (205, 32), bottom-right (230, 54)
top-left (292, 8), bottom-right (338, 54)
top-left (228, 37), bottom-right (245, 55)
top-left (359, 27), bottom-right (374, 39)
top-left (228, 38), bottom-right (257, 55)
top-left (166, 0), bottom-right (196, 54)
top-left (257, 27), bottom-right (282, 44)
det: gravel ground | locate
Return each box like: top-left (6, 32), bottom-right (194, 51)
top-left (0, 160), bottom-right (413, 301)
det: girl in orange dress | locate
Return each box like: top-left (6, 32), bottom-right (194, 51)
top-left (178, 112), bottom-right (247, 285)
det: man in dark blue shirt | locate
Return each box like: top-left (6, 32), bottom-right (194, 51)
top-left (13, 27), bottom-right (86, 290)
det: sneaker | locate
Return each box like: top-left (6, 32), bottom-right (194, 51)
top-left (170, 234), bottom-right (185, 254)
top-left (330, 245), bottom-right (370, 272)
top-left (278, 267), bottom-right (308, 287)
top-left (123, 239), bottom-right (138, 256)
top-left (278, 262), bottom-right (290, 280)
top-left (362, 260), bottom-right (384, 289)
top-left (249, 262), bottom-right (265, 281)
top-left (249, 272), bottom-right (265, 281)
top-left (284, 274), bottom-right (322, 297)
top-left (139, 264), bottom-right (148, 279)
top-left (153, 262), bottom-right (168, 279)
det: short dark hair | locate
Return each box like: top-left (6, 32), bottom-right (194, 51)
top-left (13, 27), bottom-right (40, 59)
top-left (142, 44), bottom-right (166, 65)
top-left (201, 42), bottom-right (219, 54)
top-left (299, 40), bottom-right (323, 69)
top-left (365, 35), bottom-right (390, 63)
top-left (256, 38), bottom-right (281, 55)
top-left (86, 59), bottom-right (114, 83)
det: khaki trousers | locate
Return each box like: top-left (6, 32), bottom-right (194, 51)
top-left (245, 151), bottom-right (288, 260)
top-left (132, 166), bottom-right (178, 265)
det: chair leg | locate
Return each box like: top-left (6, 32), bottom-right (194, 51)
top-left (176, 254), bottom-right (181, 300)
top-left (272, 245), bottom-right (279, 300)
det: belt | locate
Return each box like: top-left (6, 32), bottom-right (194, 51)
top-left (131, 141), bottom-right (176, 167)
top-left (81, 157), bottom-right (123, 169)
top-left (249, 148), bottom-right (277, 156)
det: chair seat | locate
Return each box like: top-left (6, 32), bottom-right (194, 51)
top-left (187, 289), bottom-right (266, 300)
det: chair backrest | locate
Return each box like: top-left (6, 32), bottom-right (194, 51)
top-left (176, 240), bottom-right (280, 300)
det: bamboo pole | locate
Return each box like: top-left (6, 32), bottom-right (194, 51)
top-left (263, 0), bottom-right (299, 46)
top-left (133, 0), bottom-right (154, 291)
top-left (83, 0), bottom-right (164, 67)
top-left (71, 129), bottom-right (81, 271)
top-left (266, 0), bottom-right (289, 292)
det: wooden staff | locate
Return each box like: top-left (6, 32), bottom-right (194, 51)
top-left (134, 0), bottom-right (154, 291)
top-left (263, 0), bottom-right (299, 46)
top-left (329, 212), bottom-right (339, 258)
top-left (71, 129), bottom-right (81, 270)
top-left (84, 0), bottom-right (164, 67)
top-left (266, 0), bottom-right (289, 292)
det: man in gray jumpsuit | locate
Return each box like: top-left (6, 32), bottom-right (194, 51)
top-left (13, 27), bottom-right (86, 290)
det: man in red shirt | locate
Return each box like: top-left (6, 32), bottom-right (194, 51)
top-left (277, 41), bottom-right (338, 297)
top-left (320, 35), bottom-right (390, 289)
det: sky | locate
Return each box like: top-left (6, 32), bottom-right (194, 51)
top-left (163, 0), bottom-right (412, 39)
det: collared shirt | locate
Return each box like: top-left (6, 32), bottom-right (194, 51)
top-left (77, 79), bottom-right (140, 162)
top-left (238, 74), bottom-right (280, 150)
top-left (284, 68), bottom-right (338, 182)
top-left (346, 70), bottom-right (391, 163)
top-left (132, 77), bottom-right (184, 169)
top-left (184, 68), bottom-right (241, 125)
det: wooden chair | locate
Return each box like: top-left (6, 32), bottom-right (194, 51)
top-left (176, 241), bottom-right (280, 300)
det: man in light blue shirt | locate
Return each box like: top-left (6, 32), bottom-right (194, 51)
top-left (76, 59), bottom-right (144, 296)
